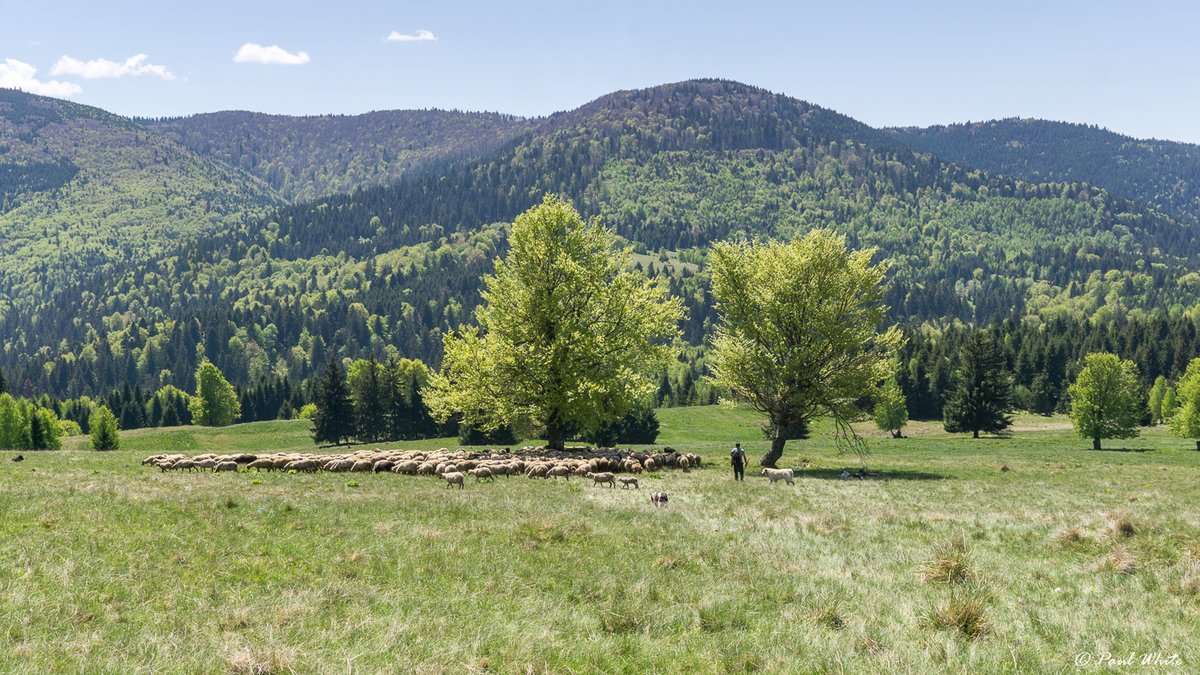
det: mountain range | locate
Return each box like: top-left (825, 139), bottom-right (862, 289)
top-left (2, 79), bottom-right (1199, 400)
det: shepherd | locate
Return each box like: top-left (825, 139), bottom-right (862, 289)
top-left (730, 442), bottom-right (747, 481)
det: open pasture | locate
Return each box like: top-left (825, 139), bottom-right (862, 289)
top-left (3, 408), bottom-right (1199, 672)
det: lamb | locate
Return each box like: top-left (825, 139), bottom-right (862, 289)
top-left (761, 467), bottom-right (795, 485)
top-left (213, 461), bottom-right (239, 473)
top-left (443, 472), bottom-right (465, 489)
top-left (588, 472), bottom-right (616, 487)
top-left (619, 477), bottom-right (639, 489)
top-left (468, 467), bottom-right (495, 482)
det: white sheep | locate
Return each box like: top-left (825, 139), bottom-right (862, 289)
top-left (468, 467), bottom-right (495, 482)
top-left (443, 472), bottom-right (465, 489)
top-left (588, 472), bottom-right (616, 487)
top-left (213, 461), bottom-right (239, 473)
top-left (761, 467), bottom-right (794, 485)
top-left (619, 477), bottom-right (639, 489)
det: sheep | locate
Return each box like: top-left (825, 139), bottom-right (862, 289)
top-left (629, 461), bottom-right (643, 474)
top-left (761, 467), bottom-right (794, 485)
top-left (284, 459), bottom-right (318, 473)
top-left (350, 460), bottom-right (373, 473)
top-left (247, 458), bottom-right (275, 472)
top-left (394, 460), bottom-right (420, 475)
top-left (416, 462), bottom-right (436, 476)
top-left (194, 459), bottom-right (218, 471)
top-left (443, 472), bottom-right (465, 489)
top-left (468, 467), bottom-right (495, 482)
top-left (171, 459), bottom-right (196, 473)
top-left (619, 477), bottom-right (639, 489)
top-left (678, 456), bottom-right (691, 471)
top-left (213, 461), bottom-right (239, 473)
top-left (588, 472), bottom-right (616, 487)
top-left (373, 460), bottom-right (396, 473)
top-left (546, 466), bottom-right (571, 480)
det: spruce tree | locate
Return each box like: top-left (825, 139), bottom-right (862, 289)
top-left (312, 356), bottom-right (355, 446)
top-left (943, 331), bottom-right (1014, 438)
top-left (0, 368), bottom-right (7, 395)
top-left (90, 406), bottom-right (120, 451)
top-left (384, 358), bottom-right (413, 441)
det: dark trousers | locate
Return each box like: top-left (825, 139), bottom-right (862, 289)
top-left (733, 463), bottom-right (744, 481)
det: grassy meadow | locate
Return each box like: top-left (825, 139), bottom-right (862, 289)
top-left (3, 407), bottom-right (1199, 673)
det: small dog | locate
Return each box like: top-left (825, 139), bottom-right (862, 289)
top-left (650, 491), bottom-right (668, 507)
top-left (619, 477), bottom-right (639, 489)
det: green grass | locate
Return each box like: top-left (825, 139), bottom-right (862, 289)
top-left (5, 408), bottom-right (1200, 672)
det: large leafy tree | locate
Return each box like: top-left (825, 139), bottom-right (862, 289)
top-left (1169, 357), bottom-right (1200, 450)
top-left (312, 356), bottom-right (355, 446)
top-left (0, 393), bottom-right (29, 450)
top-left (190, 361), bottom-right (241, 427)
top-left (1148, 376), bottom-right (1168, 425)
top-left (427, 195), bottom-right (683, 450)
top-left (943, 331), bottom-right (1013, 438)
top-left (708, 229), bottom-right (902, 467)
top-left (1068, 352), bottom-right (1143, 450)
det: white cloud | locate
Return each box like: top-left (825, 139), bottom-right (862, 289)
top-left (233, 43), bottom-right (310, 65)
top-left (0, 58), bottom-right (82, 97)
top-left (386, 29), bottom-right (437, 43)
top-left (51, 53), bottom-right (174, 80)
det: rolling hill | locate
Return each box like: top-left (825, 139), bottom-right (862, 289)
top-left (144, 109), bottom-right (536, 202)
top-left (4, 79), bottom-right (1200, 401)
top-left (888, 118), bottom-right (1200, 223)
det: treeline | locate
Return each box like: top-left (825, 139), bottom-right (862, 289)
top-left (897, 315), bottom-right (1200, 420)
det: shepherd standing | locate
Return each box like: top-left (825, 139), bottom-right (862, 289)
top-left (730, 442), bottom-right (747, 481)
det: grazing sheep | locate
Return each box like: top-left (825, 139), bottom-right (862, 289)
top-left (373, 460), bottom-right (396, 473)
top-left (416, 462), bottom-right (436, 476)
top-left (247, 458), bottom-right (275, 472)
top-left (546, 466), bottom-right (571, 480)
top-left (761, 467), bottom-right (795, 485)
top-left (351, 460), bottom-right (373, 473)
top-left (213, 461), bottom-right (239, 473)
top-left (619, 477), bottom-right (639, 489)
top-left (644, 458), bottom-right (657, 472)
top-left (284, 459), bottom-right (318, 473)
top-left (194, 459), bottom-right (219, 471)
top-left (628, 461), bottom-right (643, 474)
top-left (588, 472), bottom-right (616, 487)
top-left (650, 491), bottom-right (669, 507)
top-left (171, 459), bottom-right (196, 473)
top-left (678, 456), bottom-right (691, 471)
top-left (468, 467), bottom-right (495, 482)
top-left (443, 472), bottom-right (465, 489)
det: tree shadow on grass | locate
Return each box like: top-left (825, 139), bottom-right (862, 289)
top-left (1090, 447), bottom-right (1155, 453)
top-left (789, 467), bottom-right (948, 481)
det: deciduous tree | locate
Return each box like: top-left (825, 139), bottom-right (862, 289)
top-left (1068, 352), bottom-right (1143, 450)
top-left (427, 195), bottom-right (683, 450)
top-left (189, 361), bottom-right (241, 427)
top-left (708, 229), bottom-right (901, 466)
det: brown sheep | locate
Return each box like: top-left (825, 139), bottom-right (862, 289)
top-left (351, 460), bottom-right (374, 473)
top-left (619, 477), bottom-right (639, 489)
top-left (588, 472), bottom-right (616, 487)
top-left (546, 466), bottom-right (571, 480)
top-left (213, 461), bottom-right (238, 473)
top-left (247, 458), bottom-right (275, 472)
top-left (468, 467), bottom-right (495, 482)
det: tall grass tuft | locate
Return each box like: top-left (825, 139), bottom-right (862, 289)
top-left (921, 535), bottom-right (975, 584)
top-left (920, 594), bottom-right (991, 639)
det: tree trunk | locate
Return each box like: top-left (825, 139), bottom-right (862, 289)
top-left (545, 416), bottom-right (564, 451)
top-left (760, 434), bottom-right (786, 468)
top-left (973, 429), bottom-right (979, 439)
top-left (1093, 437), bottom-right (1101, 451)
top-left (891, 430), bottom-right (902, 439)
top-left (1195, 439), bottom-right (1199, 451)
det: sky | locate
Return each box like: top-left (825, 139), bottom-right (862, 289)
top-left (2, 0), bottom-right (1198, 142)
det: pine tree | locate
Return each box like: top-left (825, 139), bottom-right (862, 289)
top-left (943, 331), bottom-right (1014, 438)
top-left (0, 368), bottom-right (7, 395)
top-left (312, 356), bottom-right (355, 446)
top-left (383, 358), bottom-right (413, 440)
top-left (90, 405), bottom-right (120, 451)
top-left (349, 356), bottom-right (386, 443)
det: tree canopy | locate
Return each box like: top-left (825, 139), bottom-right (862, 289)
top-left (426, 195), bottom-right (683, 449)
top-left (708, 229), bottom-right (901, 466)
top-left (873, 378), bottom-right (909, 439)
top-left (1067, 352), bottom-right (1143, 450)
top-left (1169, 357), bottom-right (1200, 449)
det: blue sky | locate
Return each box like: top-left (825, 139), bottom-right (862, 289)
top-left (3, 0), bottom-right (1198, 142)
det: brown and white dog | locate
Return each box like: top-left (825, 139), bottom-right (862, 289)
top-left (650, 491), bottom-right (668, 507)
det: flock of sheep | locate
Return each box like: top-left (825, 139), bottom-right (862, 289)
top-left (141, 445), bottom-right (704, 490)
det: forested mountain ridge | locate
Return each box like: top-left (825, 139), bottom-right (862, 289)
top-left (144, 109), bottom-right (537, 202)
top-left (5, 79), bottom-right (1200, 407)
top-left (0, 88), bottom-right (279, 317)
top-left (888, 118), bottom-right (1200, 224)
